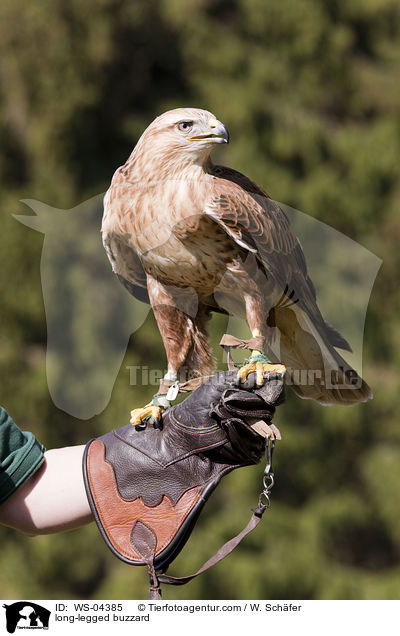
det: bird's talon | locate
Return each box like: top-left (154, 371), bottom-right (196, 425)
top-left (134, 420), bottom-right (148, 431)
top-left (237, 361), bottom-right (286, 386)
top-left (152, 417), bottom-right (163, 430)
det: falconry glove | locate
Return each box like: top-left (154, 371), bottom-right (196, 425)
top-left (83, 370), bottom-right (284, 599)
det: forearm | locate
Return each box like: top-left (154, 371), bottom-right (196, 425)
top-left (0, 445), bottom-right (93, 536)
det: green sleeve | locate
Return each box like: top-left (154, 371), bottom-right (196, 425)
top-left (0, 406), bottom-right (46, 505)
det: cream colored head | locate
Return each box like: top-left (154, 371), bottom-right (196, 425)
top-left (130, 107), bottom-right (229, 177)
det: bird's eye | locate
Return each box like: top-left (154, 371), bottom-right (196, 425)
top-left (177, 121), bottom-right (193, 132)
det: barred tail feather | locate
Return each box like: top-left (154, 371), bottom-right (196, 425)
top-left (273, 306), bottom-right (372, 406)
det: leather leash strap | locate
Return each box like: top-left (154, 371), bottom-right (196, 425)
top-left (219, 334), bottom-right (265, 351)
top-left (146, 440), bottom-right (275, 599)
top-left (220, 334), bottom-right (265, 370)
top-left (156, 508), bottom-right (266, 591)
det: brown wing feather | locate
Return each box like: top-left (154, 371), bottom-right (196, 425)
top-left (207, 164), bottom-right (351, 352)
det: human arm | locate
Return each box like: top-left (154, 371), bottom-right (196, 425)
top-left (0, 444), bottom-right (93, 536)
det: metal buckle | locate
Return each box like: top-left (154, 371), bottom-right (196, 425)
top-left (254, 439), bottom-right (275, 515)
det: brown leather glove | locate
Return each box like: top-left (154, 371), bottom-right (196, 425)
top-left (83, 370), bottom-right (284, 595)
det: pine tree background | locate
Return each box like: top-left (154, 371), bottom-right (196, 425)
top-left (0, 0), bottom-right (399, 600)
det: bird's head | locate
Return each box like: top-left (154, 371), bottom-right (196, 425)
top-left (132, 108), bottom-right (229, 176)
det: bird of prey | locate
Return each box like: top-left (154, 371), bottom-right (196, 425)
top-left (102, 107), bottom-right (372, 426)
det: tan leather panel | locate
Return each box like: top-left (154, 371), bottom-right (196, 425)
top-left (87, 440), bottom-right (202, 562)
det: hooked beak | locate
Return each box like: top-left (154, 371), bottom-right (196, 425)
top-left (188, 117), bottom-right (229, 144)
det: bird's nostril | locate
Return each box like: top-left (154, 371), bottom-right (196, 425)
top-left (208, 118), bottom-right (218, 129)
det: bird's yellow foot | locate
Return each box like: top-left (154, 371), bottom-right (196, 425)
top-left (130, 404), bottom-right (164, 429)
top-left (130, 384), bottom-right (179, 430)
top-left (237, 353), bottom-right (286, 386)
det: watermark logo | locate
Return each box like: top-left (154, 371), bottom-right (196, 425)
top-left (14, 193), bottom-right (381, 417)
top-left (2, 602), bottom-right (51, 633)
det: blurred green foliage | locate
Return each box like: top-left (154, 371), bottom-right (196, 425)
top-left (0, 0), bottom-right (399, 600)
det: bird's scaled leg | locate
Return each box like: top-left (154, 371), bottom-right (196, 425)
top-left (130, 278), bottom-right (196, 428)
top-left (237, 329), bottom-right (286, 386)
